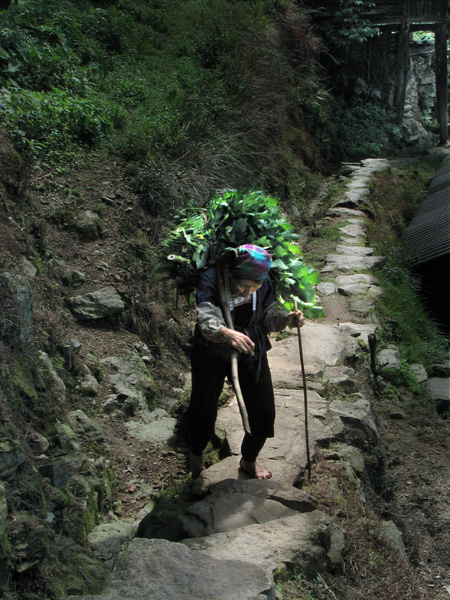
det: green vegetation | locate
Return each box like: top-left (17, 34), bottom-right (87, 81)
top-left (155, 189), bottom-right (323, 316)
top-left (374, 249), bottom-right (448, 367)
top-left (316, 0), bottom-right (380, 51)
top-left (332, 98), bottom-right (402, 160)
top-left (368, 158), bottom-right (449, 394)
top-left (0, 0), bottom-right (330, 203)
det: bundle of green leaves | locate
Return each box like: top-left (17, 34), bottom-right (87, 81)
top-left (155, 189), bottom-right (323, 317)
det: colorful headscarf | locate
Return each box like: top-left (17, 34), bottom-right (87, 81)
top-left (230, 244), bottom-right (272, 281)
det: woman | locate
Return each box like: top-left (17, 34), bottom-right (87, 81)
top-left (186, 244), bottom-right (304, 479)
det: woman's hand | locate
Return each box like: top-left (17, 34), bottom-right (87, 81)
top-left (286, 310), bottom-right (305, 328)
top-left (219, 328), bottom-right (255, 356)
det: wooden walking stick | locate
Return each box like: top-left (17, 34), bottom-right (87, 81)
top-left (294, 300), bottom-right (311, 480)
top-left (217, 266), bottom-right (252, 436)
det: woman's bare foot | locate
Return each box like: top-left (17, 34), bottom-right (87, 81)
top-left (190, 452), bottom-right (206, 479)
top-left (239, 457), bottom-right (272, 480)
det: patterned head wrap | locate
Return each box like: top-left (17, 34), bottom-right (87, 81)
top-left (230, 244), bottom-right (272, 281)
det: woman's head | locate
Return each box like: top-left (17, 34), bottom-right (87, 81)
top-left (230, 244), bottom-right (272, 282)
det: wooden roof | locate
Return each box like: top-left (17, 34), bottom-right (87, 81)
top-left (307, 0), bottom-right (450, 28)
top-left (402, 155), bottom-right (450, 266)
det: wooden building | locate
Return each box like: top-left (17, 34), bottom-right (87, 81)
top-left (306, 0), bottom-right (450, 144)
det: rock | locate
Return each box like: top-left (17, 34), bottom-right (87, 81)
top-left (37, 351), bottom-right (67, 401)
top-left (125, 409), bottom-right (177, 444)
top-left (380, 520), bottom-right (407, 557)
top-left (212, 479), bottom-right (318, 512)
top-left (327, 207), bottom-right (366, 218)
top-left (338, 283), bottom-right (383, 297)
top-left (27, 432), bottom-right (49, 455)
top-left (75, 210), bottom-right (102, 241)
top-left (360, 158), bottom-right (391, 172)
top-left (0, 438), bottom-right (25, 480)
top-left (88, 520), bottom-right (138, 567)
top-left (335, 245), bottom-right (375, 256)
top-left (426, 378), bottom-right (450, 414)
top-left (325, 254), bottom-right (384, 271)
top-left (335, 274), bottom-right (379, 286)
top-left (20, 257), bottom-right (37, 278)
top-left (269, 323), bottom-right (358, 385)
top-left (182, 478), bottom-right (317, 539)
top-left (65, 537), bottom-right (276, 600)
top-left (181, 491), bottom-right (296, 538)
top-left (100, 352), bottom-right (157, 418)
top-left (77, 373), bottom-right (99, 396)
top-left (337, 322), bottom-right (378, 345)
top-left (37, 459), bottom-right (70, 490)
top-left (184, 510), bottom-right (344, 580)
top-left (410, 364), bottom-right (428, 383)
top-left (334, 443), bottom-right (365, 475)
top-left (378, 348), bottom-right (401, 370)
top-left (317, 281), bottom-right (336, 296)
top-left (68, 287), bottom-right (125, 321)
top-left (324, 366), bottom-right (358, 393)
top-left (329, 395), bottom-right (379, 443)
top-left (430, 361), bottom-right (450, 377)
top-left (349, 298), bottom-right (377, 314)
top-left (8, 513), bottom-right (52, 574)
top-left (72, 270), bottom-right (86, 286)
top-left (66, 410), bottom-right (105, 444)
top-left (0, 273), bottom-right (34, 347)
top-left (338, 222), bottom-right (367, 238)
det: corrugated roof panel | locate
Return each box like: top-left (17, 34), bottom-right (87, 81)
top-left (402, 155), bottom-right (450, 266)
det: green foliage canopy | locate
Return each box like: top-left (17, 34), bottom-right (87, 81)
top-left (155, 189), bottom-right (323, 318)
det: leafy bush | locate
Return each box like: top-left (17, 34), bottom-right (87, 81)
top-left (154, 189), bottom-right (323, 317)
top-left (0, 86), bottom-right (125, 161)
top-left (316, 0), bottom-right (380, 52)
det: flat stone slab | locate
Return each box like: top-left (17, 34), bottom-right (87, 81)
top-left (325, 254), bottom-right (384, 271)
top-left (317, 282), bottom-right (336, 296)
top-left (183, 510), bottom-right (342, 578)
top-left (338, 283), bottom-right (383, 297)
top-left (211, 388), bottom-right (332, 489)
top-left (66, 538), bottom-right (276, 600)
top-left (269, 323), bottom-right (358, 383)
top-left (349, 298), bottom-right (377, 313)
top-left (335, 274), bottom-right (379, 286)
top-left (182, 478), bottom-right (317, 538)
top-left (337, 323), bottom-right (378, 345)
top-left (335, 245), bottom-right (374, 256)
top-left (338, 222), bottom-right (367, 238)
top-left (328, 207), bottom-right (366, 218)
top-left (340, 236), bottom-right (366, 245)
top-left (360, 158), bottom-right (391, 172)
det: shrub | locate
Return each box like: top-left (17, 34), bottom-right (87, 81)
top-left (333, 98), bottom-right (402, 160)
top-left (0, 86), bottom-right (126, 161)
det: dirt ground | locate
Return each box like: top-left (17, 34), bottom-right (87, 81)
top-left (28, 154), bottom-right (450, 599)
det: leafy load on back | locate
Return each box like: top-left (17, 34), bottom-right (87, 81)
top-left (155, 189), bottom-right (323, 318)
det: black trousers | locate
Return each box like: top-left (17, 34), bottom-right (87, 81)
top-left (186, 345), bottom-right (276, 462)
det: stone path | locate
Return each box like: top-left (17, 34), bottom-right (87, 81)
top-left (65, 158), bottom-right (439, 600)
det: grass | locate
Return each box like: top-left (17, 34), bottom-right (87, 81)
top-left (0, 0), bottom-right (332, 205)
top-left (367, 158), bottom-right (448, 363)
